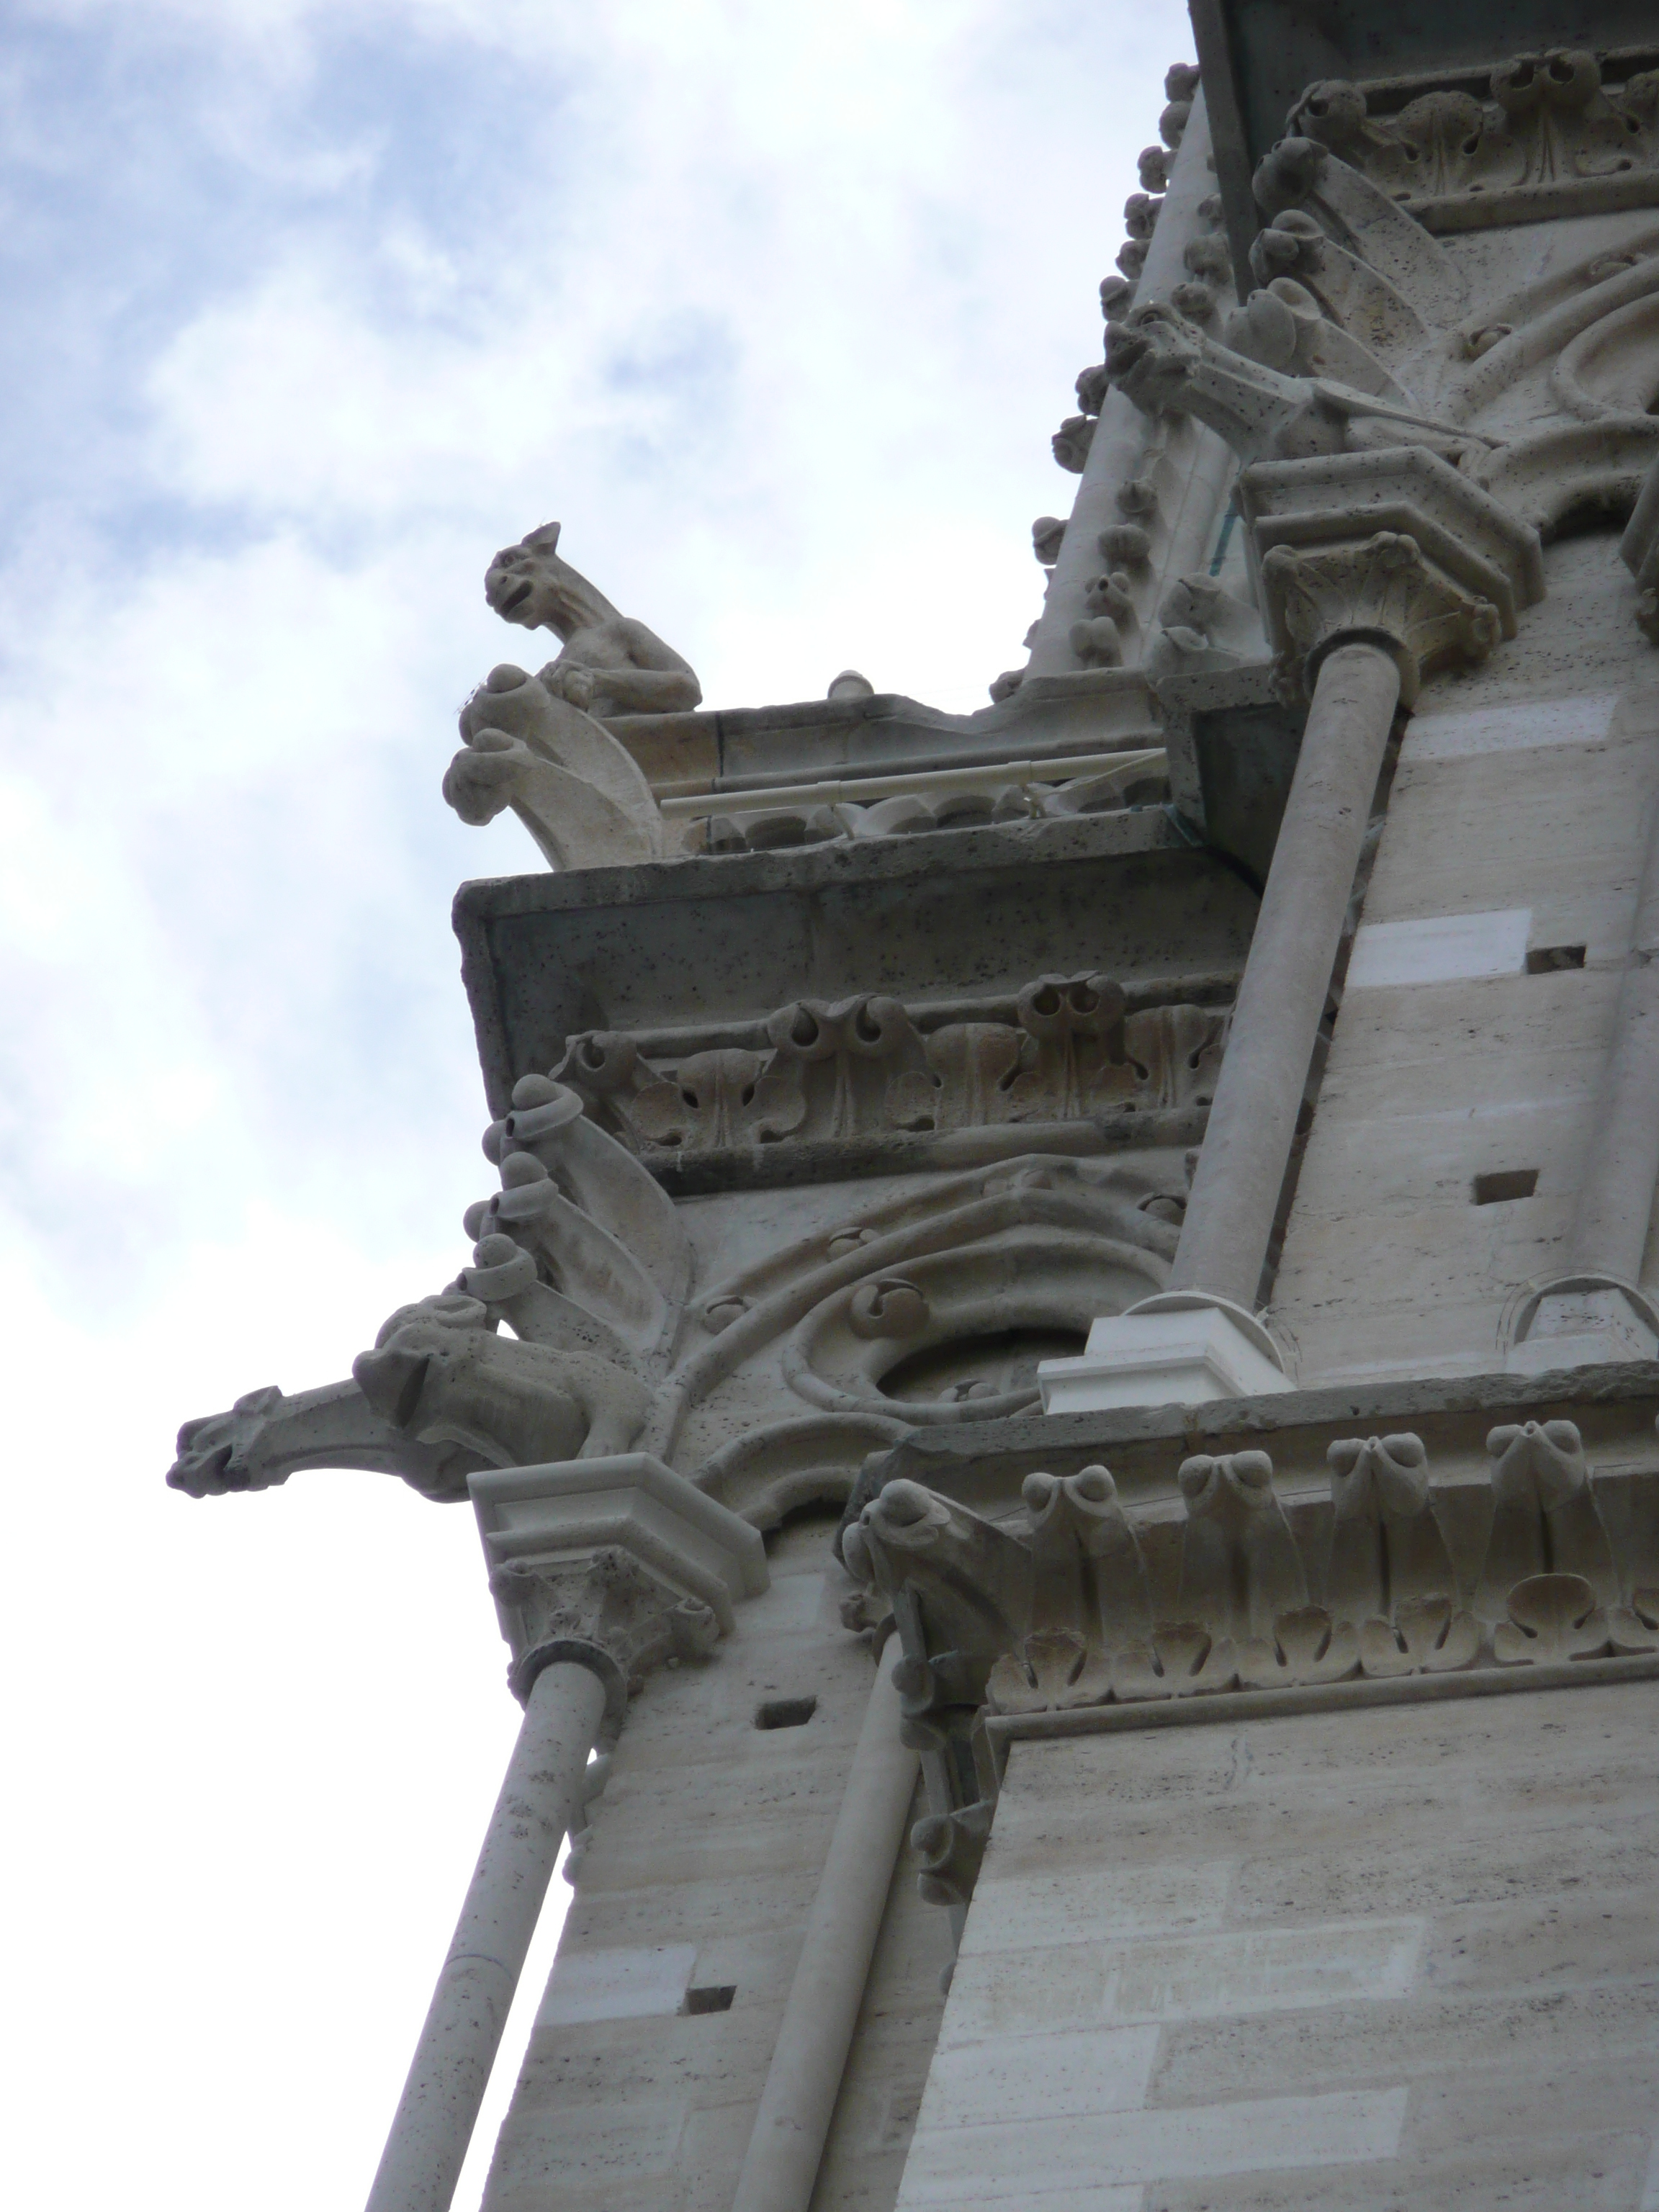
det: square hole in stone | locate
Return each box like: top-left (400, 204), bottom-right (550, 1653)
top-left (1526, 944), bottom-right (1586, 974)
top-left (1473, 1168), bottom-right (1539, 1205)
top-left (755, 1696), bottom-right (818, 1730)
top-left (683, 1984), bottom-right (737, 2015)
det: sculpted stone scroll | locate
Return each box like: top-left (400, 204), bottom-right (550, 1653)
top-left (444, 661), bottom-right (665, 871)
top-left (556, 979), bottom-right (1229, 1156)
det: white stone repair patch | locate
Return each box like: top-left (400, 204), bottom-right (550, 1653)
top-left (895, 2086), bottom-right (1410, 2204)
top-left (1346, 908), bottom-right (1531, 990)
top-left (1402, 691), bottom-right (1618, 763)
top-left (923, 2023), bottom-right (1161, 2128)
top-left (948, 1917), bottom-right (1424, 2036)
top-left (536, 1941), bottom-right (697, 2028)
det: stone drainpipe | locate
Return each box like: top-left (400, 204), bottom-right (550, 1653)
top-left (364, 1456), bottom-right (768, 2212)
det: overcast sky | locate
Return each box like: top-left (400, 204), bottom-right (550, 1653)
top-left (0, 3), bottom-right (1192, 2203)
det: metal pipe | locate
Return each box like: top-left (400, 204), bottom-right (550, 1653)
top-left (1169, 641), bottom-right (1401, 1307)
top-left (658, 750), bottom-right (1161, 819)
top-left (729, 1641), bottom-right (918, 2212)
top-left (364, 1660), bottom-right (608, 2212)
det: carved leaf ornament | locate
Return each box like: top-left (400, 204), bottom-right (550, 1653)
top-left (556, 979), bottom-right (1228, 1156)
top-left (840, 1421), bottom-right (1651, 1739)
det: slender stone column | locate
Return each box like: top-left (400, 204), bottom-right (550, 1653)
top-left (1567, 793), bottom-right (1659, 1285)
top-left (1511, 778), bottom-right (1659, 1368)
top-left (364, 1455), bottom-right (768, 2212)
top-left (1169, 640), bottom-right (1400, 1308)
top-left (729, 1640), bottom-right (918, 2212)
top-left (365, 1658), bottom-right (607, 2212)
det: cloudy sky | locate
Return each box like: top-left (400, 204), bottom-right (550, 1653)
top-left (0, 2), bottom-right (1191, 2203)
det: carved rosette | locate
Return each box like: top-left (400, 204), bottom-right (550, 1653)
top-left (1260, 531), bottom-right (1501, 704)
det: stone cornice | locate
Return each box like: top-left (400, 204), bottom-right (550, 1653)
top-left (1284, 48), bottom-right (1659, 235)
top-left (860, 1359), bottom-right (1659, 1516)
top-left (842, 1382), bottom-right (1659, 1919)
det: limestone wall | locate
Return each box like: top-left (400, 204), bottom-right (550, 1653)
top-left (1274, 529), bottom-right (1659, 1385)
top-left (896, 1678), bottom-right (1659, 2211)
top-left (481, 1518), bottom-right (952, 2212)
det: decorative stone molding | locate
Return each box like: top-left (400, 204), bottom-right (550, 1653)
top-left (553, 979), bottom-right (1229, 1158)
top-left (1261, 532), bottom-right (1500, 703)
top-left (689, 748), bottom-right (1167, 855)
top-left (1235, 447), bottom-right (1545, 702)
top-left (1283, 51), bottom-right (1659, 230)
top-left (841, 1416), bottom-right (1659, 1802)
top-left (472, 1455), bottom-right (769, 1725)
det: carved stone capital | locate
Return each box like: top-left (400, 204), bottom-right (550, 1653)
top-left (1260, 531), bottom-right (1500, 704)
top-left (472, 1455), bottom-right (770, 1732)
top-left (1238, 448), bottom-right (1544, 703)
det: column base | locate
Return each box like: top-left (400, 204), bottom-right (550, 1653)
top-left (1038, 1292), bottom-right (1292, 1413)
top-left (1507, 1279), bottom-right (1659, 1376)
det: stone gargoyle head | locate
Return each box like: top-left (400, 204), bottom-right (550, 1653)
top-left (351, 1292), bottom-right (652, 1469)
top-left (484, 521), bottom-right (617, 641)
top-left (1105, 301), bottom-right (1207, 416)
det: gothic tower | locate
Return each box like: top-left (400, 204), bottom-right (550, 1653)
top-left (171, 4), bottom-right (1659, 2206)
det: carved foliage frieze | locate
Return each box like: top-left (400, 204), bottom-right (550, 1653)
top-left (555, 979), bottom-right (1228, 1156)
top-left (1286, 51), bottom-right (1659, 209)
top-left (842, 1419), bottom-right (1659, 1745)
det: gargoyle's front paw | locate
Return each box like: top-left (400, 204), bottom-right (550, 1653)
top-left (443, 732), bottom-right (523, 825)
top-left (542, 661), bottom-right (597, 711)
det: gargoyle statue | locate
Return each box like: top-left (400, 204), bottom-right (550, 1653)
top-left (444, 522), bottom-right (701, 871)
top-left (168, 1084), bottom-right (686, 1503)
top-left (1106, 300), bottom-right (1491, 471)
top-left (485, 521), bottom-right (701, 719)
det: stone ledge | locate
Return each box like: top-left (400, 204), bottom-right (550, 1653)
top-left (860, 1361), bottom-right (1659, 1521)
top-left (601, 670), bottom-right (1160, 794)
top-left (456, 814), bottom-right (1257, 1118)
top-left (981, 1648), bottom-right (1659, 1765)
